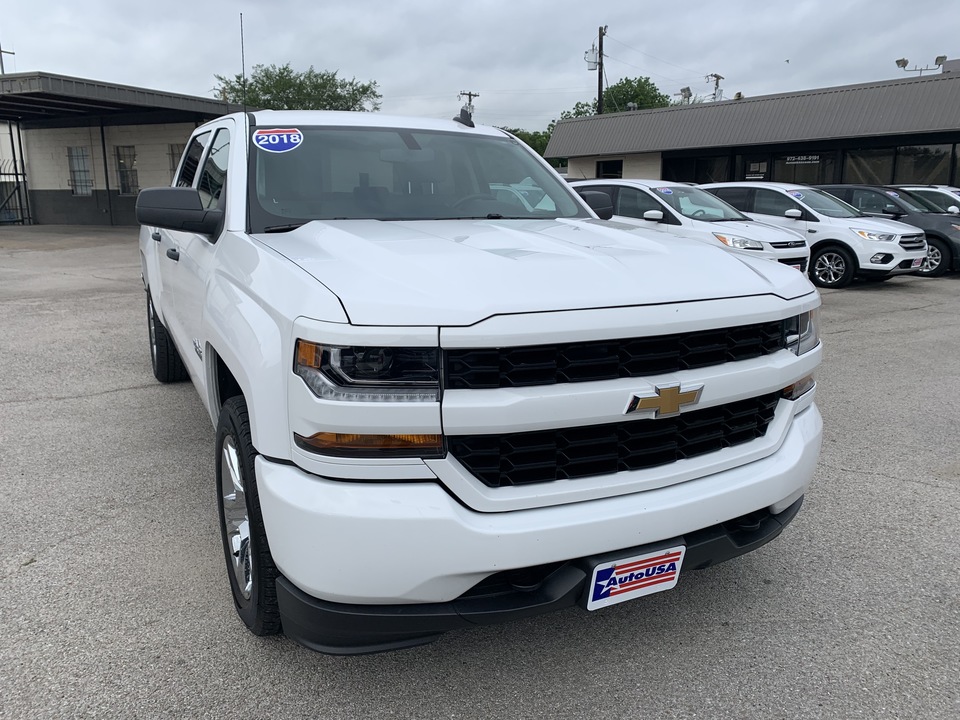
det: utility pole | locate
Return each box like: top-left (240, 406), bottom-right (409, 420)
top-left (0, 41), bottom-right (14, 74)
top-left (458, 90), bottom-right (480, 110)
top-left (706, 73), bottom-right (724, 102)
top-left (597, 26), bottom-right (606, 114)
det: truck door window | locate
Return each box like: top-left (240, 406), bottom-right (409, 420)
top-left (176, 132), bottom-right (211, 188)
top-left (197, 129), bottom-right (231, 209)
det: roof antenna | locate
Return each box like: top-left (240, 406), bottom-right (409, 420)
top-left (454, 90), bottom-right (478, 127)
top-left (240, 13), bottom-right (247, 111)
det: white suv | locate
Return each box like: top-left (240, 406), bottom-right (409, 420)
top-left (701, 182), bottom-right (927, 288)
top-left (571, 179), bottom-right (810, 271)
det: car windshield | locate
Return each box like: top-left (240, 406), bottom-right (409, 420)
top-left (650, 186), bottom-right (750, 221)
top-left (894, 189), bottom-right (944, 213)
top-left (247, 126), bottom-right (587, 231)
top-left (791, 188), bottom-right (861, 218)
top-left (908, 189), bottom-right (960, 212)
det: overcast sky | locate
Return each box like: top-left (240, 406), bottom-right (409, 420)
top-left (1, 1), bottom-right (954, 130)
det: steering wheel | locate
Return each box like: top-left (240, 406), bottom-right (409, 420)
top-left (452, 193), bottom-right (494, 208)
top-left (691, 209), bottom-right (707, 218)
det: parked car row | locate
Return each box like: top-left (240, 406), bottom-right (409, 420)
top-left (571, 179), bottom-right (957, 289)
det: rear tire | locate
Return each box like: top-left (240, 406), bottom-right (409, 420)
top-left (216, 396), bottom-right (282, 636)
top-left (915, 237), bottom-right (950, 277)
top-left (147, 292), bottom-right (188, 383)
top-left (809, 245), bottom-right (856, 289)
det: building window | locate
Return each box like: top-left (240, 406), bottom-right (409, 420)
top-left (894, 144), bottom-right (951, 184)
top-left (66, 147), bottom-right (93, 196)
top-left (772, 153), bottom-right (835, 185)
top-left (694, 157), bottom-right (730, 184)
top-left (596, 159), bottom-right (623, 179)
top-left (843, 148), bottom-right (894, 184)
top-left (168, 143), bottom-right (186, 182)
top-left (115, 146), bottom-right (139, 195)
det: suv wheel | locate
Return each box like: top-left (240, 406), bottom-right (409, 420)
top-left (810, 245), bottom-right (856, 289)
top-left (915, 237), bottom-right (950, 277)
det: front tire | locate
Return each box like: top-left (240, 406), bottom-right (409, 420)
top-left (915, 237), bottom-right (950, 277)
top-left (810, 245), bottom-right (856, 289)
top-left (215, 397), bottom-right (281, 636)
top-left (147, 292), bottom-right (188, 383)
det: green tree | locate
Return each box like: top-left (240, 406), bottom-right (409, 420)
top-left (214, 63), bottom-right (381, 111)
top-left (601, 76), bottom-right (671, 112)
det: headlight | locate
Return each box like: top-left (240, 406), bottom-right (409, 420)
top-left (853, 229), bottom-right (896, 242)
top-left (713, 233), bottom-right (764, 250)
top-left (785, 308), bottom-right (820, 356)
top-left (295, 340), bottom-right (440, 402)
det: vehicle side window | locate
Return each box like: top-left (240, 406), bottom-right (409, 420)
top-left (615, 188), bottom-right (663, 218)
top-left (754, 189), bottom-right (800, 216)
top-left (197, 129), bottom-right (230, 209)
top-left (850, 189), bottom-right (896, 214)
top-left (176, 132), bottom-right (211, 188)
top-left (710, 187), bottom-right (751, 211)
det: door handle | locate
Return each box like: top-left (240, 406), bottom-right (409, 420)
top-left (152, 231), bottom-right (161, 242)
top-left (166, 248), bottom-right (180, 261)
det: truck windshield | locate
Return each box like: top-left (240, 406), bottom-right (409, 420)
top-left (247, 126), bottom-right (588, 231)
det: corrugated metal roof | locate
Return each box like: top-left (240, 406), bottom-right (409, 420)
top-left (545, 73), bottom-right (960, 159)
top-left (0, 72), bottom-right (243, 124)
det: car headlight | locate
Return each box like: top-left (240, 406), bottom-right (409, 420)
top-left (294, 340), bottom-right (439, 402)
top-left (785, 309), bottom-right (820, 356)
top-left (853, 229), bottom-right (896, 242)
top-left (713, 233), bottom-right (764, 250)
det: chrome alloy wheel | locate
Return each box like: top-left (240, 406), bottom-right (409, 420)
top-left (919, 244), bottom-right (942, 274)
top-left (220, 436), bottom-right (253, 600)
top-left (813, 251), bottom-right (847, 286)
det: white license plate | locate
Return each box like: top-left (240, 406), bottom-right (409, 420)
top-left (586, 545), bottom-right (686, 611)
top-left (912, 257), bottom-right (923, 268)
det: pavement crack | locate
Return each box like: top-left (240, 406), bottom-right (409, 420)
top-left (0, 382), bottom-right (162, 407)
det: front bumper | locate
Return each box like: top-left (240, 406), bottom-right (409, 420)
top-left (276, 497), bottom-right (804, 655)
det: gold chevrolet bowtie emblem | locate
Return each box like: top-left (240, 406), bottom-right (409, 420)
top-left (625, 383), bottom-right (703, 418)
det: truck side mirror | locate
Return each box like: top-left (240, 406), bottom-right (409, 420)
top-left (577, 191), bottom-right (614, 220)
top-left (136, 187), bottom-right (224, 236)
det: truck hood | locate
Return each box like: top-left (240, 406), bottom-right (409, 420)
top-left (255, 219), bottom-right (814, 326)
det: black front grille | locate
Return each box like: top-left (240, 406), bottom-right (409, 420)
top-left (444, 321), bottom-right (785, 390)
top-left (448, 392), bottom-right (781, 488)
top-left (770, 240), bottom-right (807, 249)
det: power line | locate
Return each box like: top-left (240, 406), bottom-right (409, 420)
top-left (604, 33), bottom-right (708, 78)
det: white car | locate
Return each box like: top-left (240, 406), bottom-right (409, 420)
top-left (136, 110), bottom-right (822, 654)
top-left (894, 185), bottom-right (960, 215)
top-left (571, 179), bottom-right (810, 271)
top-left (701, 182), bottom-right (927, 288)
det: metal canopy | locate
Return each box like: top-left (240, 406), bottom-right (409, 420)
top-left (0, 72), bottom-right (243, 126)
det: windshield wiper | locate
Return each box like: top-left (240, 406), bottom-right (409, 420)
top-left (263, 223), bottom-right (307, 233)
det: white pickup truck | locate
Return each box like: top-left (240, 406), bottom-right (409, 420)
top-left (137, 110), bottom-right (823, 655)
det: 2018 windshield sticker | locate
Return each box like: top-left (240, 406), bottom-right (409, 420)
top-left (655, 187), bottom-right (674, 195)
top-left (789, 191), bottom-right (804, 199)
top-left (253, 128), bottom-right (303, 153)
top-left (886, 191), bottom-right (900, 198)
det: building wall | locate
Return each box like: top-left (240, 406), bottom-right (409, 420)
top-left (23, 122), bottom-right (197, 225)
top-left (567, 152), bottom-right (662, 180)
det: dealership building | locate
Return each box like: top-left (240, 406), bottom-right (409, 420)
top-left (546, 65), bottom-right (960, 188)
top-left (0, 72), bottom-right (239, 226)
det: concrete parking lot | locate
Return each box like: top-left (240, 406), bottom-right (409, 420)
top-left (2, 225), bottom-right (958, 719)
